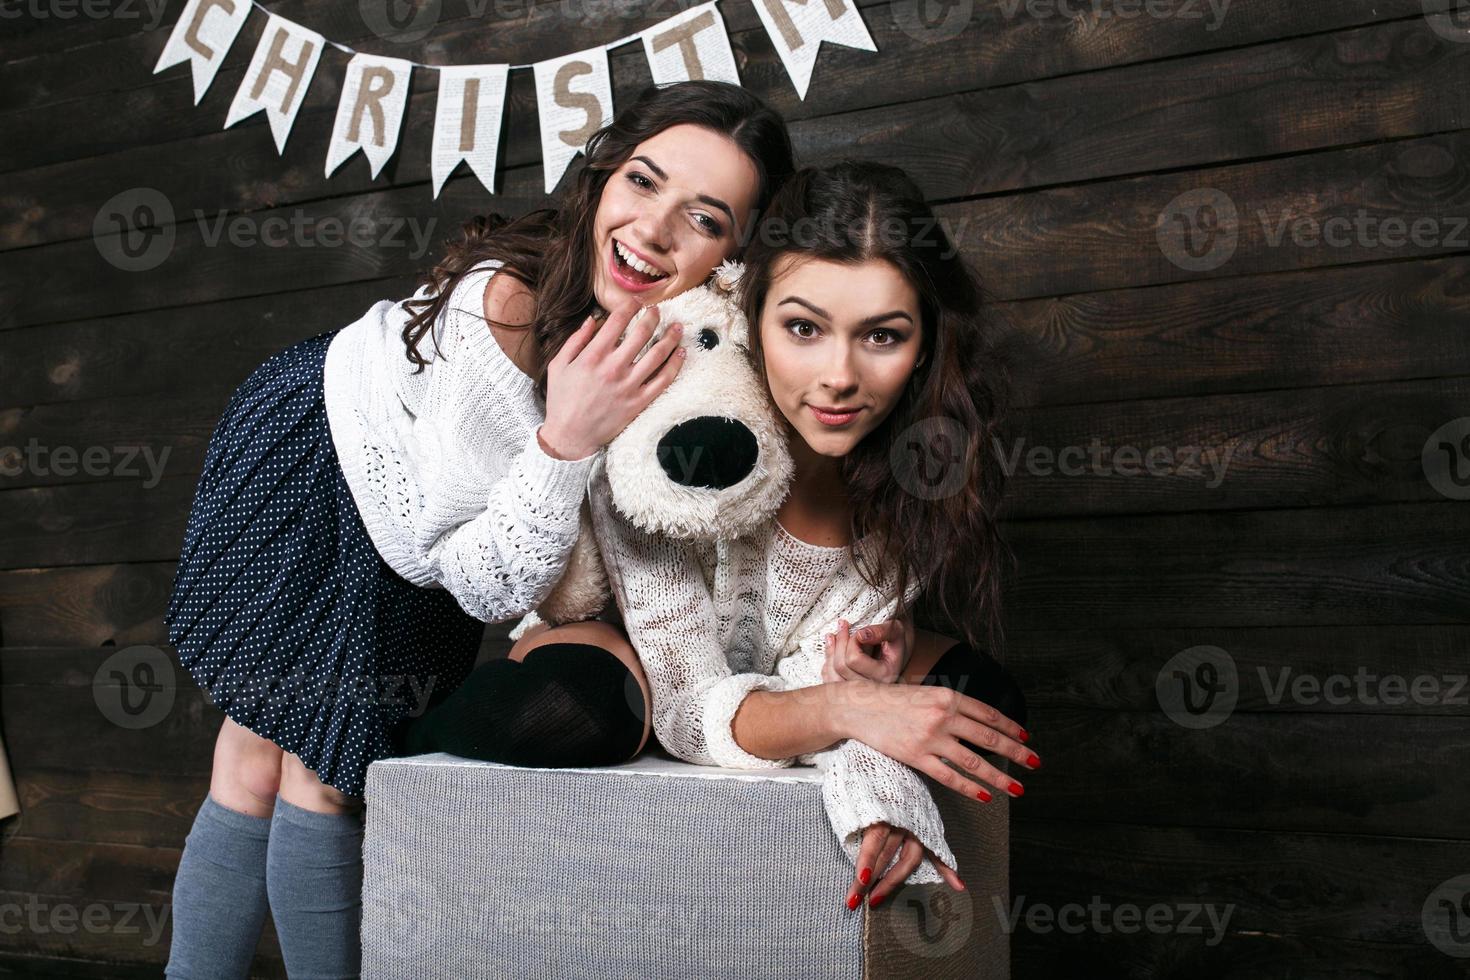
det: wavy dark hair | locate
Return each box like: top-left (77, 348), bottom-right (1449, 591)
top-left (738, 162), bottom-right (1018, 657)
top-left (398, 80), bottom-right (796, 402)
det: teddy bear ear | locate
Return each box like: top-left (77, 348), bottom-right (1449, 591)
top-left (710, 259), bottom-right (745, 295)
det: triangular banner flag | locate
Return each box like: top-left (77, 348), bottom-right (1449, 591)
top-left (325, 53), bottom-right (414, 178)
top-left (533, 46), bottom-right (613, 195)
top-left (640, 1), bottom-right (740, 86)
top-left (432, 65), bottom-right (510, 198)
top-left (751, 0), bottom-right (875, 100)
top-left (152, 0), bottom-right (252, 105)
top-left (224, 13), bottom-right (324, 154)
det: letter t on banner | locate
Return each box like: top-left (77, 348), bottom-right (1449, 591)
top-left (432, 65), bottom-right (510, 198)
top-left (640, 2), bottom-right (740, 85)
top-left (753, 0), bottom-right (875, 100)
top-left (223, 13), bottom-right (325, 154)
top-left (325, 54), bottom-right (413, 178)
top-left (533, 47), bottom-right (613, 195)
top-left (153, 0), bottom-right (252, 105)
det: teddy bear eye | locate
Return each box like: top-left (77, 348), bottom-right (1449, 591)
top-left (697, 328), bottom-right (720, 350)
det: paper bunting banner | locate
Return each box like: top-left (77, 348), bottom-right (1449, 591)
top-left (223, 13), bottom-right (324, 154)
top-left (533, 46), bottom-right (614, 195)
top-left (325, 53), bottom-right (413, 178)
top-left (640, 1), bottom-right (740, 86)
top-left (153, 0), bottom-right (252, 104)
top-left (432, 65), bottom-right (511, 198)
top-left (151, 0), bottom-right (880, 193)
top-left (751, 0), bottom-right (876, 100)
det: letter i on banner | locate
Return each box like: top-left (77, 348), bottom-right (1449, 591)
top-left (325, 54), bottom-right (413, 178)
top-left (640, 1), bottom-right (740, 85)
top-left (752, 0), bottom-right (876, 99)
top-left (153, 0), bottom-right (251, 104)
top-left (533, 47), bottom-right (613, 195)
top-left (432, 65), bottom-right (510, 198)
top-left (224, 14), bottom-right (324, 154)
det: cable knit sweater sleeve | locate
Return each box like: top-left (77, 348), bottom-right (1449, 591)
top-left (405, 269), bottom-right (599, 623)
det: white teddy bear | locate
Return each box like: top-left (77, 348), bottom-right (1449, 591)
top-left (508, 260), bottom-right (793, 640)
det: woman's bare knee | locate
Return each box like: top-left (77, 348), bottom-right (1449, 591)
top-left (208, 717), bottom-right (284, 818)
top-left (278, 752), bottom-right (362, 815)
top-left (509, 621), bottom-right (653, 758)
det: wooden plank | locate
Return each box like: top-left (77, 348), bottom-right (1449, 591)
top-left (4, 766), bottom-right (207, 848)
top-left (1008, 820), bottom-right (1470, 944)
top-left (1000, 501), bottom-right (1470, 628)
top-left (945, 131), bottom-right (1470, 302)
top-left (0, 563), bottom-right (176, 647)
top-left (10, 12), bottom-right (1470, 252)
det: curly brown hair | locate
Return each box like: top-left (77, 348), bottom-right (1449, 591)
top-left (398, 80), bottom-right (796, 403)
top-left (738, 162), bottom-right (1019, 656)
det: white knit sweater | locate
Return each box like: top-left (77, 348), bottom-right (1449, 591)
top-left (322, 259), bottom-right (599, 623)
top-left (588, 457), bottom-right (959, 885)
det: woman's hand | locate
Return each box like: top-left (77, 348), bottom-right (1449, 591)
top-left (538, 298), bottom-right (686, 461)
top-left (832, 680), bottom-right (1037, 803)
top-left (822, 618), bottom-right (908, 685)
top-left (844, 820), bottom-right (964, 909)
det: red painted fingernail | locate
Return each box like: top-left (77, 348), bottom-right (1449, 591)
top-left (846, 893), bottom-right (860, 911)
top-left (869, 891), bottom-right (885, 908)
top-left (859, 867), bottom-right (872, 885)
top-left (1025, 753), bottom-right (1040, 769)
top-left (1007, 780), bottom-right (1024, 797)
top-left (1018, 729), bottom-right (1030, 744)
top-left (976, 788), bottom-right (992, 802)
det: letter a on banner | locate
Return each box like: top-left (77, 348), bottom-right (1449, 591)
top-left (153, 0), bottom-right (251, 104)
top-left (640, 2), bottom-right (740, 85)
top-left (753, 0), bottom-right (875, 100)
top-left (533, 46), bottom-right (613, 195)
top-left (432, 65), bottom-right (510, 198)
top-left (325, 53), bottom-right (413, 178)
top-left (224, 14), bottom-right (324, 154)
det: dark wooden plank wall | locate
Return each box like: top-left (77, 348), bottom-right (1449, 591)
top-left (2, 0), bottom-right (1469, 976)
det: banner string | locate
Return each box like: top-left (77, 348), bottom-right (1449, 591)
top-left (239, 0), bottom-right (700, 70)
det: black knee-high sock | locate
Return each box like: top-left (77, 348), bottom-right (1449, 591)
top-left (397, 642), bottom-right (646, 767)
top-left (920, 641), bottom-right (1028, 733)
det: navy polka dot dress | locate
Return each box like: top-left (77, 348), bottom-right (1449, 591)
top-left (164, 329), bottom-right (486, 798)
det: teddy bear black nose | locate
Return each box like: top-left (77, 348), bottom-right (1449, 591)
top-left (656, 417), bottom-right (759, 490)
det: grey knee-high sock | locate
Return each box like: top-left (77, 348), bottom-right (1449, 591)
top-left (165, 795), bottom-right (272, 980)
top-left (265, 796), bottom-right (365, 980)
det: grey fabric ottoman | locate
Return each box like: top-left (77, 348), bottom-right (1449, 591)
top-left (362, 750), bottom-right (1009, 979)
